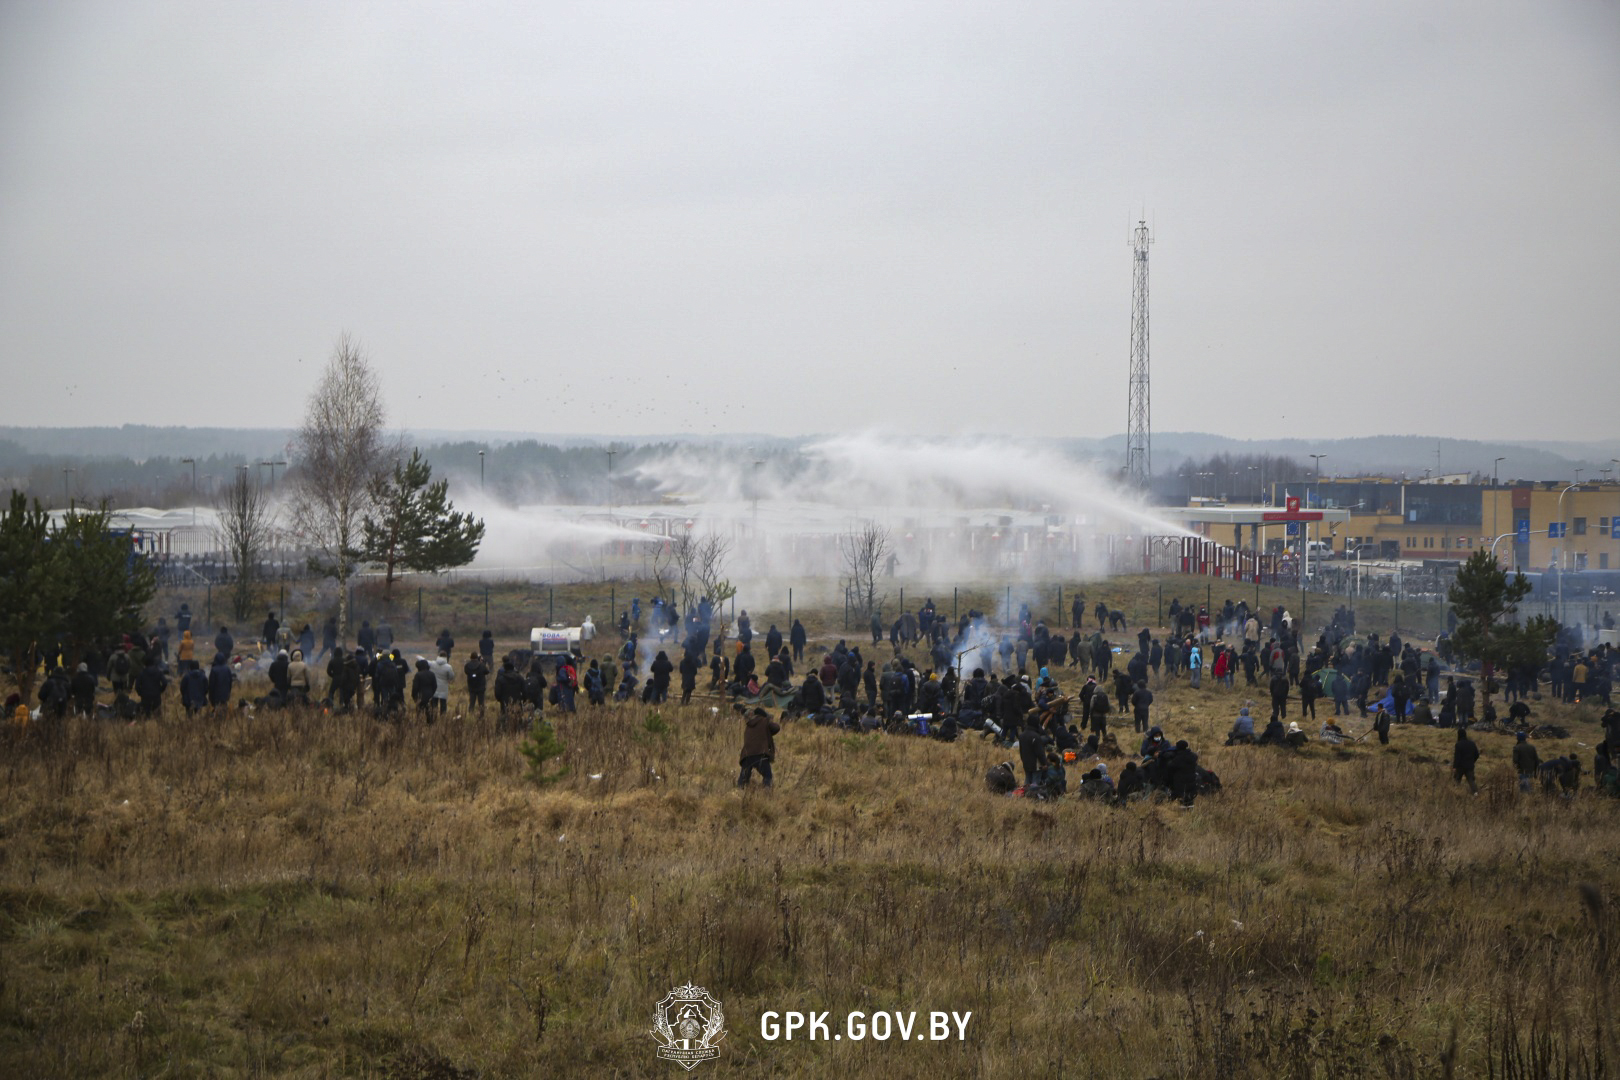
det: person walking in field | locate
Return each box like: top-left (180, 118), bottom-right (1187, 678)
top-left (1452, 726), bottom-right (1480, 795)
top-left (1512, 731), bottom-right (1540, 793)
top-left (464, 650), bottom-right (490, 714)
top-left (679, 652), bottom-right (699, 705)
top-left (411, 658), bottom-right (438, 721)
top-left (1372, 703), bottom-right (1392, 746)
top-left (207, 652), bottom-right (234, 716)
top-left (738, 707), bottom-right (780, 787)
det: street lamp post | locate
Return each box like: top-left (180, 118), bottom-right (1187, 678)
top-left (605, 448), bottom-right (616, 512)
top-left (479, 450), bottom-right (485, 493)
top-left (1556, 482), bottom-right (1580, 624)
top-left (1490, 456), bottom-right (1503, 550)
top-left (62, 467), bottom-right (75, 510)
top-left (1309, 455), bottom-right (1327, 520)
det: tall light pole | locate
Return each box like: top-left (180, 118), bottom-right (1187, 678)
top-left (605, 448), bottom-right (616, 512)
top-left (62, 467), bottom-right (75, 510)
top-left (1492, 457), bottom-right (1505, 544)
top-left (1556, 481), bottom-right (1580, 624)
top-left (1309, 454), bottom-right (1326, 508)
top-left (478, 449), bottom-right (485, 493)
top-left (181, 457), bottom-right (197, 524)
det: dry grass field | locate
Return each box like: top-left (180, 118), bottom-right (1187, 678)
top-left (0, 574), bottom-right (1615, 1077)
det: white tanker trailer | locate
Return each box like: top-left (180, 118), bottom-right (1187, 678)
top-left (529, 615), bottom-right (597, 658)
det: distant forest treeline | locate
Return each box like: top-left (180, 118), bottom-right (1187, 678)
top-left (0, 434), bottom-right (785, 510)
top-left (1, 424), bottom-right (1609, 512)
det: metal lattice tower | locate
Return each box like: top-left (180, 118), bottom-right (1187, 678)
top-left (1126, 219), bottom-right (1153, 486)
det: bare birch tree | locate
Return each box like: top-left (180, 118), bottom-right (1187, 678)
top-left (840, 521), bottom-right (890, 620)
top-left (693, 532), bottom-right (736, 613)
top-left (670, 531), bottom-right (699, 610)
top-left (287, 333), bottom-right (392, 642)
top-left (213, 467), bottom-right (276, 622)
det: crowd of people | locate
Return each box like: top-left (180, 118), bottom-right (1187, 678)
top-left (10, 587), bottom-right (1620, 802)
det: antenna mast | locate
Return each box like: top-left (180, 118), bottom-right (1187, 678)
top-left (1126, 219), bottom-right (1153, 486)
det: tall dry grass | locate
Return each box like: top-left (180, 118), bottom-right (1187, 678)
top-left (0, 618), bottom-right (1614, 1076)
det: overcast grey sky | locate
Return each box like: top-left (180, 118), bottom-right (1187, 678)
top-left (2, 1), bottom-right (1616, 441)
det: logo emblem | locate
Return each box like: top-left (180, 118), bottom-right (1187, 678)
top-left (651, 982), bottom-right (726, 1070)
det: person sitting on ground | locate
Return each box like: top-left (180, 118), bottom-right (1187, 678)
top-left (1411, 697), bottom-right (1434, 726)
top-left (1114, 761), bottom-right (1145, 802)
top-left (1257, 716), bottom-right (1286, 745)
top-left (1077, 767), bottom-right (1112, 800)
top-left (1317, 719), bottom-right (1343, 745)
top-left (1169, 740), bottom-right (1201, 806)
top-left (1139, 725), bottom-right (1168, 758)
top-left (985, 761), bottom-right (1018, 794)
top-left (1226, 705), bottom-right (1255, 746)
top-left (1028, 753), bottom-right (1067, 800)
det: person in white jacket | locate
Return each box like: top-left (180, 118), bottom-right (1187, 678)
top-left (429, 652), bottom-right (455, 715)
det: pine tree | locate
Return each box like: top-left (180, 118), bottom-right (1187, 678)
top-left (0, 492), bottom-right (62, 701)
top-left (360, 449), bottom-right (485, 603)
top-left (0, 492), bottom-right (156, 700)
top-left (1447, 549), bottom-right (1557, 710)
top-left (518, 717), bottom-right (568, 784)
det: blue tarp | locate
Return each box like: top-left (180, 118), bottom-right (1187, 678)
top-left (1371, 692), bottom-right (1415, 717)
